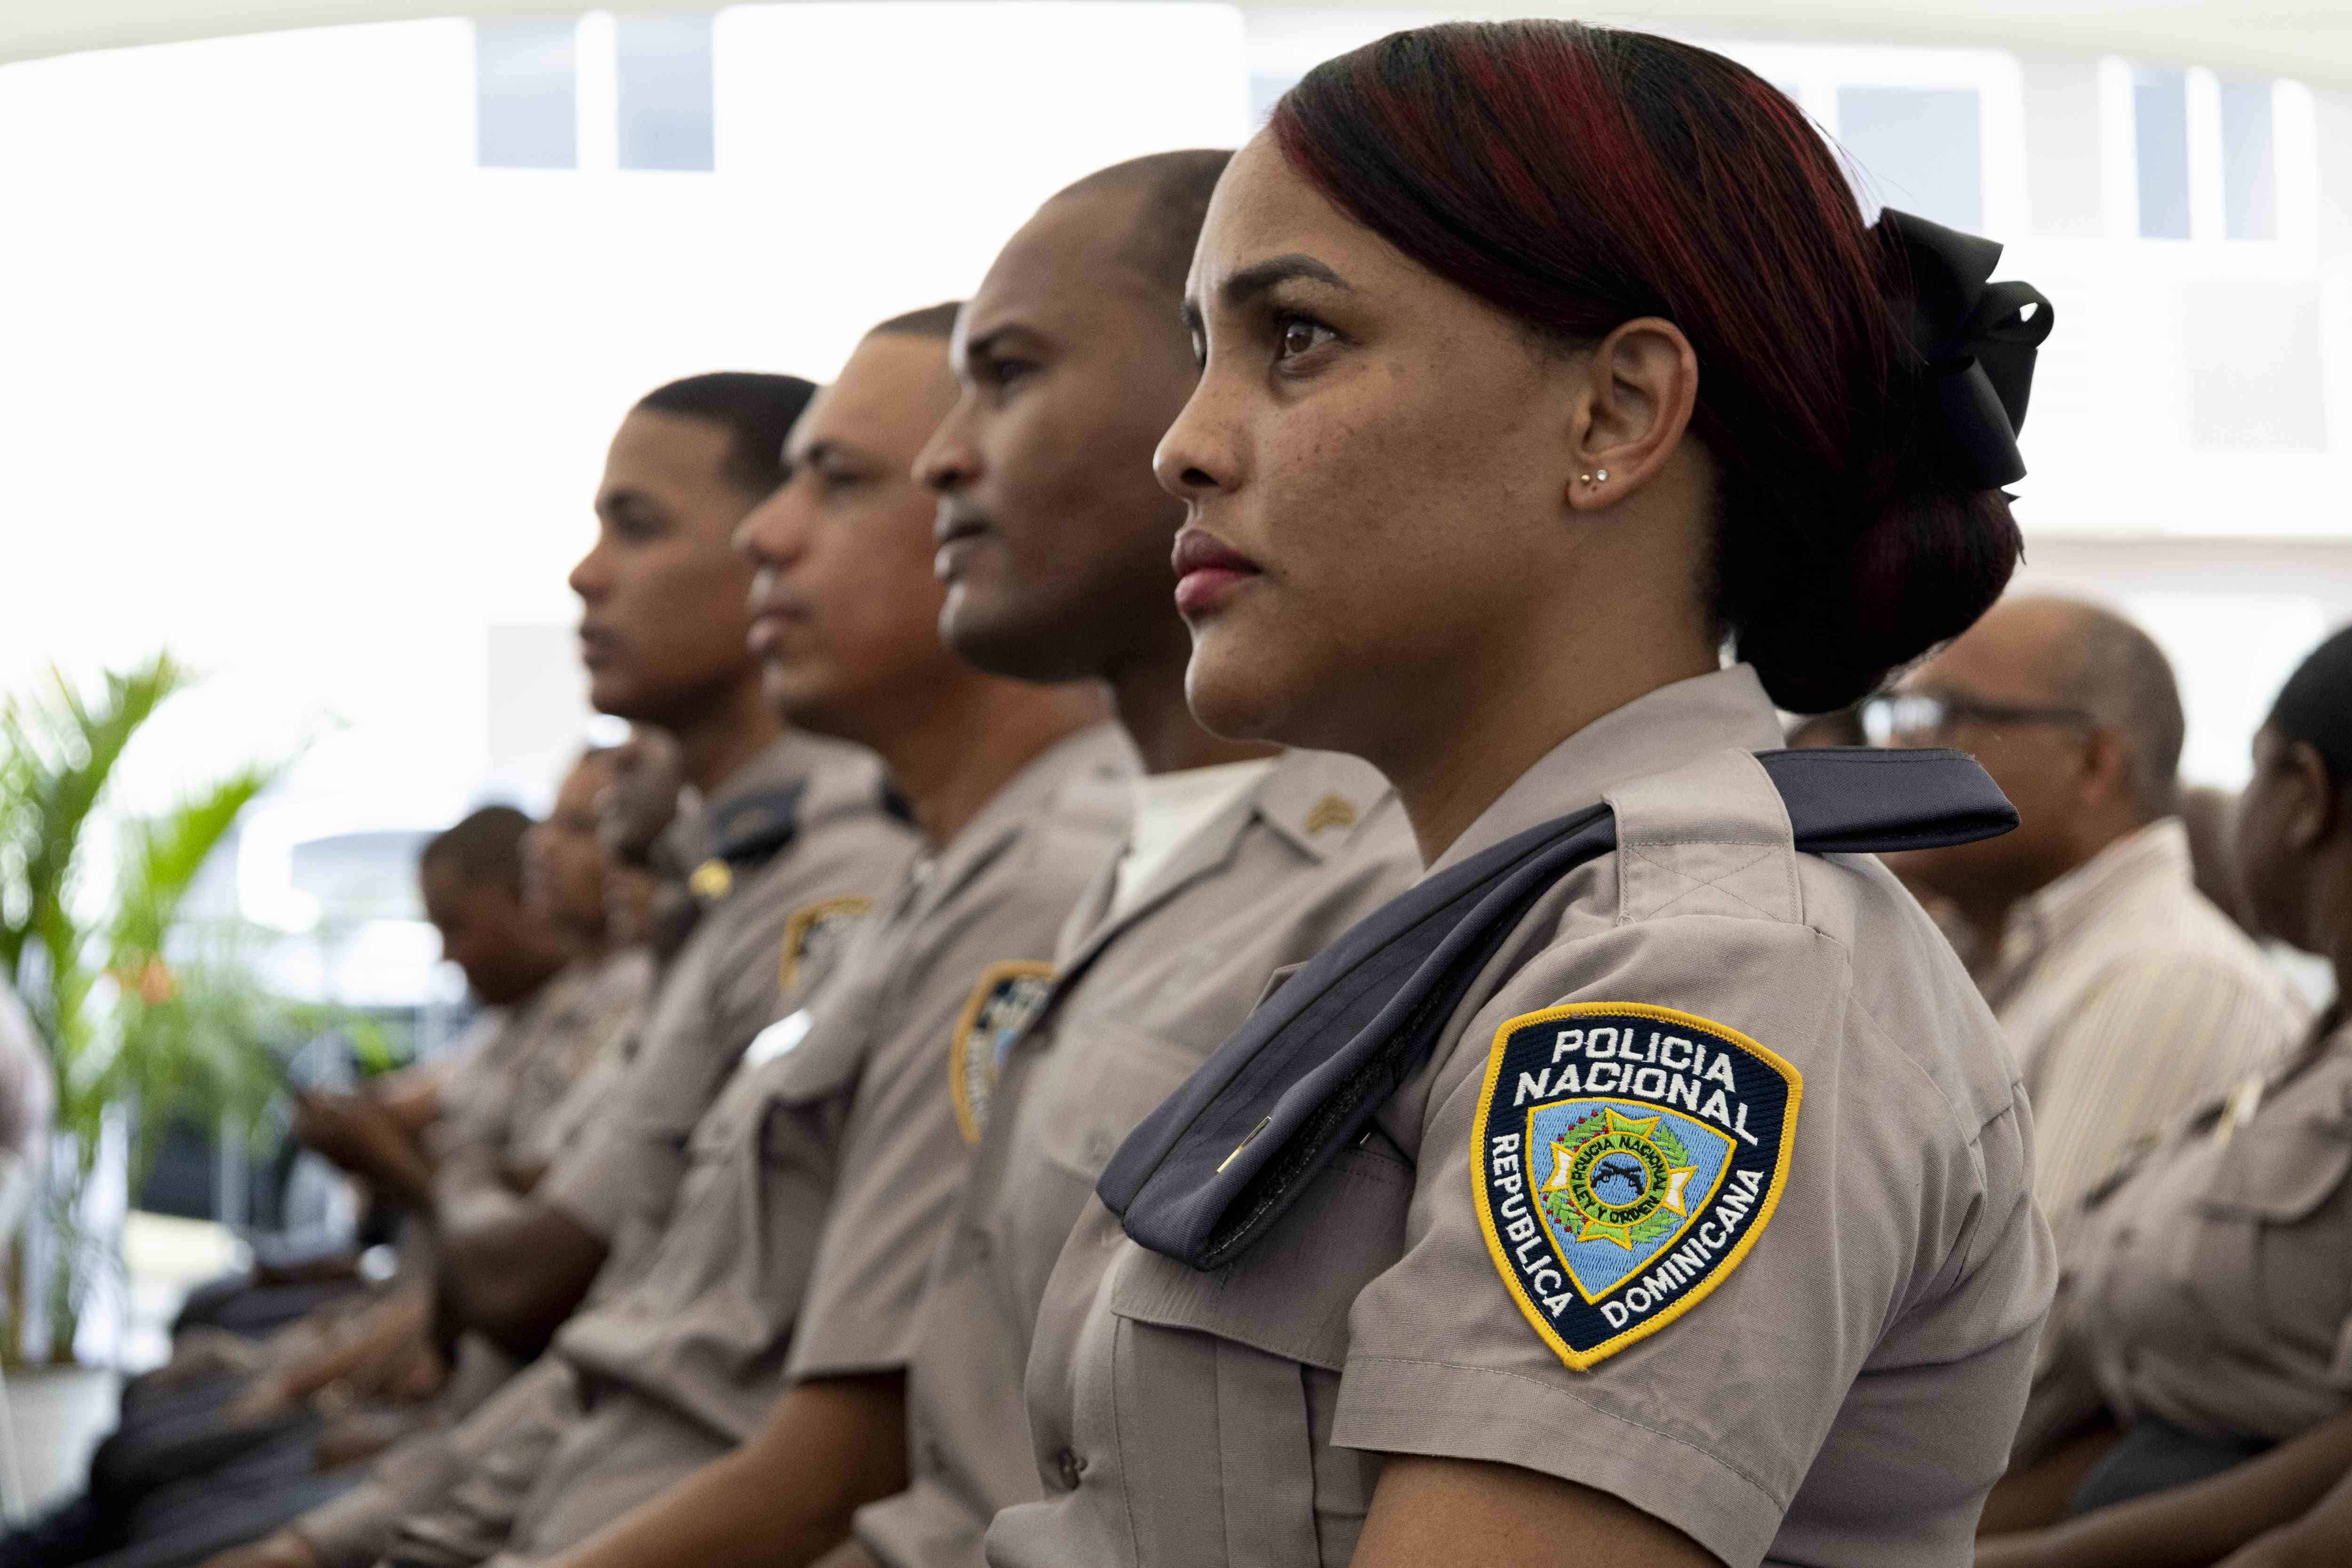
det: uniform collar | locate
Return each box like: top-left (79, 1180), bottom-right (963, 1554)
top-left (1426, 665), bottom-right (1788, 877)
top-left (708, 731), bottom-right (890, 848)
top-left (899, 721), bottom-right (1137, 929)
top-left (1057, 748), bottom-right (1393, 975)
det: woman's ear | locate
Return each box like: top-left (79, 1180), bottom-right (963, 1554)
top-left (1565, 316), bottom-right (1699, 513)
top-left (2285, 739), bottom-right (2340, 852)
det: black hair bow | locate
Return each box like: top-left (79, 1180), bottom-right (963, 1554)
top-left (1876, 207), bottom-right (2055, 489)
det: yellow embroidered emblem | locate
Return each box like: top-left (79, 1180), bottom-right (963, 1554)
top-left (949, 961), bottom-right (1056, 1145)
top-left (1470, 1002), bottom-right (1801, 1371)
top-left (1303, 794), bottom-right (1359, 835)
top-left (779, 896), bottom-right (875, 993)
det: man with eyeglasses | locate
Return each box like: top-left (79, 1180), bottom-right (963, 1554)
top-left (1861, 595), bottom-right (2306, 1254)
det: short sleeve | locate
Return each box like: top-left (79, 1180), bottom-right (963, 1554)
top-left (1334, 913), bottom-right (1997, 1567)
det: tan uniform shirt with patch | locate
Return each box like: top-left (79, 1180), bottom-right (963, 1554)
top-left (854, 749), bottom-right (1418, 1568)
top-left (292, 734), bottom-right (914, 1568)
top-left (986, 668), bottom-right (2055, 1568)
top-left (541, 730), bottom-right (919, 1276)
top-left (2025, 1012), bottom-right (2352, 1456)
top-left (386, 723), bottom-right (1136, 1568)
top-left (1976, 819), bottom-right (2307, 1254)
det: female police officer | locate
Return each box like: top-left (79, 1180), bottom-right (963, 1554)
top-left (983, 22), bottom-right (2056, 1568)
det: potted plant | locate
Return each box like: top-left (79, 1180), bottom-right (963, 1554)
top-left (0, 653), bottom-right (297, 1364)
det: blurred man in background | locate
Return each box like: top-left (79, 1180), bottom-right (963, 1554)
top-left (204, 372), bottom-right (921, 1568)
top-left (1870, 596), bottom-right (2307, 1250)
top-left (339, 303), bottom-right (1128, 1568)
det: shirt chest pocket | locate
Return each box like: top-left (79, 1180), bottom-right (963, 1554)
top-left (1095, 1147), bottom-right (1411, 1568)
top-left (2193, 1089), bottom-right (2352, 1354)
top-left (1031, 1017), bottom-right (1216, 1186)
top-left (2198, 1082), bottom-right (2352, 1223)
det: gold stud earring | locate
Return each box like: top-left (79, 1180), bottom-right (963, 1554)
top-left (1579, 472), bottom-right (1593, 484)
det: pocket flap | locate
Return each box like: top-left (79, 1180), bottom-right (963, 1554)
top-left (1033, 1019), bottom-right (1210, 1184)
top-left (1108, 1144), bottom-right (1410, 1371)
top-left (2201, 1114), bottom-right (2352, 1223)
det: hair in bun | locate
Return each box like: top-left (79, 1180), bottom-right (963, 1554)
top-left (1269, 21), bottom-right (2053, 712)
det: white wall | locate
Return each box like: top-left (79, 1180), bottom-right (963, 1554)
top-left (0, 5), bottom-right (1248, 992)
top-left (4, 7), bottom-right (2348, 993)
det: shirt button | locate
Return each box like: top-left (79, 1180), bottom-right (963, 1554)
top-left (1055, 1448), bottom-right (1086, 1490)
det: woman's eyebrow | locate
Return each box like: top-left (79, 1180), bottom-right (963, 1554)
top-left (1219, 254), bottom-right (1351, 307)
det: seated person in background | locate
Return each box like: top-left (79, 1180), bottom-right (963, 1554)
top-left (204, 369), bottom-right (923, 1568)
top-left (427, 371), bottom-right (918, 1372)
top-left (517, 151), bottom-right (1422, 1568)
top-left (329, 302), bottom-right (1129, 1568)
top-left (170, 809), bottom-right (571, 1345)
top-left (293, 806), bottom-right (573, 1228)
top-left (0, 804), bottom-right (574, 1568)
top-left (1976, 623), bottom-right (2352, 1563)
top-left (1872, 595), bottom-right (2307, 1252)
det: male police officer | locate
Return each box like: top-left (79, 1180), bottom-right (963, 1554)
top-left (357, 305), bottom-right (1131, 1568)
top-left (210, 374), bottom-right (919, 1568)
top-left (500, 153), bottom-right (1420, 1568)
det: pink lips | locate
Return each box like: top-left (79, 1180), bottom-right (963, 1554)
top-left (744, 585), bottom-right (808, 658)
top-left (1171, 528), bottom-right (1262, 618)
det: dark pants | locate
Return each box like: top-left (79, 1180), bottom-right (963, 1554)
top-left (0, 1427), bottom-right (361, 1568)
top-left (0, 1392), bottom-right (321, 1567)
top-left (173, 1276), bottom-right (365, 1339)
top-left (94, 1376), bottom-right (311, 1501)
top-left (2073, 1415), bottom-right (2275, 1514)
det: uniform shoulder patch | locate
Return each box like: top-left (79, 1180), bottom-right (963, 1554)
top-left (1469, 1001), bottom-right (1801, 1371)
top-left (950, 960), bottom-right (1056, 1145)
top-left (779, 896), bottom-right (874, 993)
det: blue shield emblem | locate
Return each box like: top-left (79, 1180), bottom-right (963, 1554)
top-left (1471, 1003), bottom-right (1800, 1370)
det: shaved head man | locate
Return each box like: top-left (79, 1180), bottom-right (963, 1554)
top-left (929, 151), bottom-right (1234, 766)
top-left (501, 150), bottom-right (1419, 1568)
top-left (1872, 595), bottom-right (2304, 1243)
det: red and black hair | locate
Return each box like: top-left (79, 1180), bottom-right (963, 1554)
top-left (1270, 22), bottom-right (2020, 712)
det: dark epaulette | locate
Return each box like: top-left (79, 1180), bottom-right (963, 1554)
top-left (686, 783), bottom-right (807, 905)
top-left (1099, 748), bottom-right (2017, 1271)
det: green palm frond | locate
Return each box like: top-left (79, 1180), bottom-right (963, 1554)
top-left (0, 654), bottom-right (189, 1048)
top-left (110, 762), bottom-right (283, 963)
top-left (0, 653), bottom-right (309, 1361)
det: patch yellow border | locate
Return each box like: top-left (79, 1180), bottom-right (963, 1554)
top-left (779, 896), bottom-right (873, 993)
top-left (948, 960), bottom-right (1056, 1146)
top-left (1469, 1000), bottom-right (1803, 1372)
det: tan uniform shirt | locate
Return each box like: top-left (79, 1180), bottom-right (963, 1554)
top-left (542, 730), bottom-right (919, 1279)
top-left (429, 949), bottom-right (652, 1176)
top-left (2026, 1012), bottom-right (2352, 1456)
top-left (987, 668), bottom-right (2055, 1568)
top-left (508, 947), bottom-right (656, 1177)
top-left (391, 724), bottom-right (1136, 1568)
top-left (855, 749), bottom-right (1418, 1568)
top-left (1979, 818), bottom-right (2307, 1250)
top-left (292, 734), bottom-right (915, 1568)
